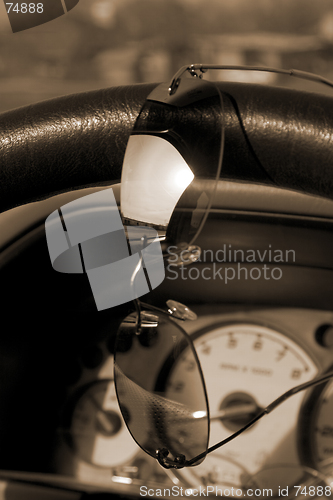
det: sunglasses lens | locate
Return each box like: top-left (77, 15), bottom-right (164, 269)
top-left (114, 312), bottom-right (209, 465)
top-left (121, 76), bottom-right (223, 251)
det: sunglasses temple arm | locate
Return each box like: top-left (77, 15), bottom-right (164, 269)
top-left (186, 370), bottom-right (333, 467)
top-left (168, 64), bottom-right (333, 95)
top-left (185, 412), bottom-right (267, 467)
top-left (264, 370), bottom-right (333, 413)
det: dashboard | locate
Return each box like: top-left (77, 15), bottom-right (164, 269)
top-left (1, 178), bottom-right (333, 498)
top-left (54, 308), bottom-right (333, 492)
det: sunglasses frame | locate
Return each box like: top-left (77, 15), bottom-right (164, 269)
top-left (168, 63), bottom-right (333, 95)
top-left (116, 64), bottom-right (333, 470)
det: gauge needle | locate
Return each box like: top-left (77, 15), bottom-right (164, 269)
top-left (88, 394), bottom-right (105, 412)
top-left (96, 410), bottom-right (115, 434)
top-left (210, 404), bottom-right (259, 421)
top-left (189, 403), bottom-right (260, 421)
top-left (88, 395), bottom-right (119, 435)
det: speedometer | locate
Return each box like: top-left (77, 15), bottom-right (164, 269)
top-left (301, 372), bottom-right (333, 478)
top-left (165, 323), bottom-right (318, 488)
top-left (65, 379), bottom-right (138, 468)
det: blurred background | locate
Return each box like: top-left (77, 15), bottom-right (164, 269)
top-left (1, 0), bottom-right (333, 112)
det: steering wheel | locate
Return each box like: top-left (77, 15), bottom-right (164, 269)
top-left (1, 82), bottom-right (333, 214)
top-left (1, 81), bottom-right (333, 500)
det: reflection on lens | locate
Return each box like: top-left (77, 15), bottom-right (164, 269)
top-left (242, 465), bottom-right (332, 499)
top-left (114, 311), bottom-right (209, 466)
top-left (121, 135), bottom-right (194, 228)
top-left (120, 76), bottom-right (224, 251)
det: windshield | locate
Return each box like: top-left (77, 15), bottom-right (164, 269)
top-left (2, 0), bottom-right (333, 113)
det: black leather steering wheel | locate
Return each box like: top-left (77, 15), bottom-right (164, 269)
top-left (1, 82), bottom-right (333, 215)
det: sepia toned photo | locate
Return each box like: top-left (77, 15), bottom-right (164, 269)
top-left (0, 1), bottom-right (333, 499)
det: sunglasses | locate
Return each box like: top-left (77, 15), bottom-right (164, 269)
top-left (114, 64), bottom-right (333, 470)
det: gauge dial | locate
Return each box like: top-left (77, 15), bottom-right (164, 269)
top-left (67, 379), bottom-right (138, 468)
top-left (301, 375), bottom-right (333, 478)
top-left (314, 381), bottom-right (333, 475)
top-left (165, 323), bottom-right (318, 488)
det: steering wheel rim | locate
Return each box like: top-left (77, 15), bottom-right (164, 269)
top-left (1, 82), bottom-right (333, 214)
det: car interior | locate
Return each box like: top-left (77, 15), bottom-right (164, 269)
top-left (1, 66), bottom-right (333, 500)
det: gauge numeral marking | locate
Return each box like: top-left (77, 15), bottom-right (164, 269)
top-left (319, 425), bottom-right (333, 438)
top-left (167, 380), bottom-right (184, 393)
top-left (253, 335), bottom-right (263, 351)
top-left (228, 333), bottom-right (237, 349)
top-left (201, 343), bottom-right (211, 355)
top-left (180, 357), bottom-right (196, 371)
top-left (291, 368), bottom-right (302, 379)
top-left (276, 345), bottom-right (288, 361)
